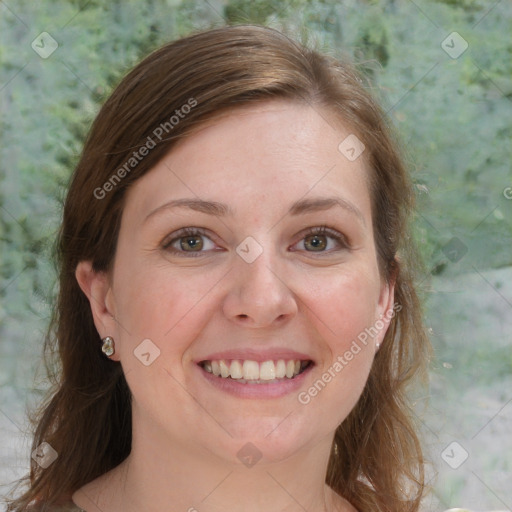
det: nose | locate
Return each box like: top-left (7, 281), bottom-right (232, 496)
top-left (222, 248), bottom-right (298, 328)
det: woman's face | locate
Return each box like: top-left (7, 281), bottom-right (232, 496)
top-left (83, 100), bottom-right (394, 464)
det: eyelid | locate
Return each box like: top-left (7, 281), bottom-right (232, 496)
top-left (290, 225), bottom-right (350, 253)
top-left (162, 227), bottom-right (202, 246)
top-left (161, 227), bottom-right (221, 256)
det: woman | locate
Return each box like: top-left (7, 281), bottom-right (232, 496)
top-left (5, 25), bottom-right (432, 512)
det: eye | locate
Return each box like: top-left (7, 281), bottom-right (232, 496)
top-left (292, 226), bottom-right (348, 253)
top-left (162, 227), bottom-right (218, 256)
top-left (162, 226), bottom-right (348, 257)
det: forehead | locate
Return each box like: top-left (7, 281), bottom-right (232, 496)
top-left (125, 100), bottom-right (372, 219)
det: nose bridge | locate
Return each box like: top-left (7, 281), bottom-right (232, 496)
top-left (223, 237), bottom-right (297, 326)
top-left (237, 239), bottom-right (285, 299)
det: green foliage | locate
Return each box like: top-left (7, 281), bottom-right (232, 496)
top-left (0, 0), bottom-right (178, 330)
top-left (224, 0), bottom-right (290, 24)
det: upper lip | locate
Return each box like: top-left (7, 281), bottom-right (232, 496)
top-left (195, 349), bottom-right (315, 364)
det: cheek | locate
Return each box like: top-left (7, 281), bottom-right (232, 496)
top-left (112, 262), bottom-right (223, 353)
top-left (112, 267), bottom-right (219, 412)
top-left (303, 265), bottom-right (381, 347)
top-left (297, 270), bottom-right (380, 427)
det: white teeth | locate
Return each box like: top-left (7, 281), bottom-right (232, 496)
top-left (229, 360), bottom-right (243, 379)
top-left (275, 359), bottom-right (286, 379)
top-left (285, 360), bottom-right (295, 378)
top-left (219, 360), bottom-right (230, 378)
top-left (259, 361), bottom-right (276, 380)
top-left (201, 358), bottom-right (310, 382)
top-left (243, 360), bottom-right (260, 380)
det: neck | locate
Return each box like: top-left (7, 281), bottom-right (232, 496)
top-left (73, 414), bottom-right (354, 512)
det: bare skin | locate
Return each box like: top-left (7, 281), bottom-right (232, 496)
top-left (73, 100), bottom-right (393, 512)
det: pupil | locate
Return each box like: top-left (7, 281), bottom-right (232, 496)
top-left (306, 235), bottom-right (326, 251)
top-left (181, 236), bottom-right (203, 251)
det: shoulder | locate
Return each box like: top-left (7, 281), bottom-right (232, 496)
top-left (27, 499), bottom-right (86, 512)
top-left (442, 509), bottom-right (510, 512)
top-left (31, 506), bottom-right (85, 512)
top-left (28, 503), bottom-right (86, 512)
top-left (28, 506), bottom-right (85, 512)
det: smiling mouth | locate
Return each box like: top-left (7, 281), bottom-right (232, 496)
top-left (198, 359), bottom-right (313, 384)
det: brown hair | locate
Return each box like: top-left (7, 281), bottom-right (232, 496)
top-left (5, 24), bottom-right (431, 512)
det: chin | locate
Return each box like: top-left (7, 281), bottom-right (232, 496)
top-left (216, 418), bottom-right (314, 465)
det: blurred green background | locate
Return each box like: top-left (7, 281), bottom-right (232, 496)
top-left (1, 0), bottom-right (511, 510)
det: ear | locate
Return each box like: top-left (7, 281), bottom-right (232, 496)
top-left (75, 260), bottom-right (120, 360)
top-left (374, 268), bottom-right (397, 351)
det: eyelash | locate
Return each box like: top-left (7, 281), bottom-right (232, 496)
top-left (161, 225), bottom-right (349, 257)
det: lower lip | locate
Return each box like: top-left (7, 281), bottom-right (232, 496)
top-left (196, 363), bottom-right (314, 399)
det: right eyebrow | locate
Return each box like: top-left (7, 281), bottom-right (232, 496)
top-left (144, 198), bottom-right (233, 223)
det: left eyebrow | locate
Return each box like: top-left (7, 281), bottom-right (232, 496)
top-left (288, 196), bottom-right (366, 227)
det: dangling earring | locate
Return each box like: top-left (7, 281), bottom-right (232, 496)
top-left (101, 336), bottom-right (115, 357)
